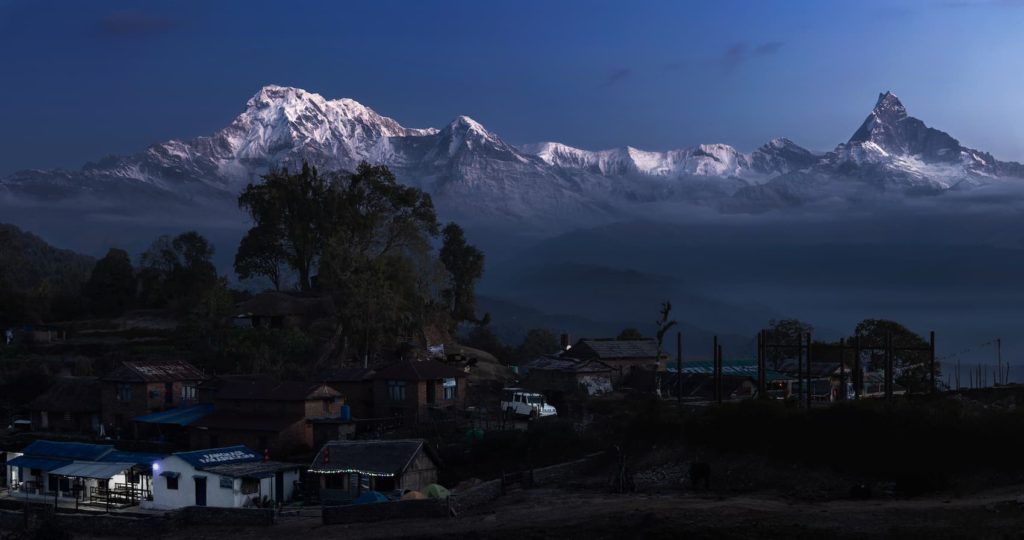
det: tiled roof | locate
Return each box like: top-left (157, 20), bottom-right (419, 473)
top-left (573, 339), bottom-right (661, 360)
top-left (314, 367), bottom-right (376, 383)
top-left (310, 439), bottom-right (436, 476)
top-left (28, 377), bottom-right (101, 413)
top-left (102, 359), bottom-right (205, 383)
top-left (522, 356), bottom-right (614, 373)
top-left (373, 359), bottom-right (465, 381)
top-left (192, 411), bottom-right (304, 432)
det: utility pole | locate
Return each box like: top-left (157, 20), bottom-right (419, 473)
top-left (676, 331), bottom-right (682, 404)
top-left (929, 331), bottom-right (936, 394)
top-left (712, 335), bottom-right (719, 404)
top-left (805, 332), bottom-right (813, 409)
top-left (997, 338), bottom-right (1003, 385)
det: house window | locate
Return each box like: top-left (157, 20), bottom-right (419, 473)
top-left (166, 475), bottom-right (179, 490)
top-left (387, 380), bottom-right (406, 401)
top-left (241, 478), bottom-right (259, 494)
top-left (443, 378), bottom-right (457, 400)
top-left (63, 412), bottom-right (72, 422)
top-left (182, 384), bottom-right (197, 402)
top-left (116, 384), bottom-right (133, 402)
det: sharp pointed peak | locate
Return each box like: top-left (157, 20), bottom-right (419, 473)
top-left (872, 90), bottom-right (907, 119)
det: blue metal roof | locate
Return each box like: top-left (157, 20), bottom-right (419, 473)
top-left (7, 456), bottom-right (71, 472)
top-left (173, 446), bottom-right (259, 469)
top-left (19, 440), bottom-right (113, 461)
top-left (133, 403), bottom-right (213, 426)
top-left (101, 451), bottom-right (168, 466)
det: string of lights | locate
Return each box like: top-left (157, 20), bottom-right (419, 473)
top-left (307, 468), bottom-right (394, 477)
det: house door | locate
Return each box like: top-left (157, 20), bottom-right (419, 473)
top-left (165, 383), bottom-right (173, 405)
top-left (275, 471), bottom-right (284, 502)
top-left (426, 382), bottom-right (436, 404)
top-left (194, 477), bottom-right (207, 506)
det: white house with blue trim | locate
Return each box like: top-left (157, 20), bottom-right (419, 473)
top-left (143, 445), bottom-right (301, 510)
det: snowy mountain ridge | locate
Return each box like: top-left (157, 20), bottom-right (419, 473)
top-left (2, 86), bottom-right (1022, 228)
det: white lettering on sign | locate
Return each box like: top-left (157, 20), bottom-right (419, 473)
top-left (197, 450), bottom-right (256, 464)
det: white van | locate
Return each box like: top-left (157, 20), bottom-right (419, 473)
top-left (500, 388), bottom-right (557, 418)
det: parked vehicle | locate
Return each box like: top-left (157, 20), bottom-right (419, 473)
top-left (500, 388), bottom-right (557, 418)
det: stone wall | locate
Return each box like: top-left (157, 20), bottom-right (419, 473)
top-left (0, 507), bottom-right (176, 537)
top-left (532, 452), bottom-right (603, 487)
top-left (322, 499), bottom-right (448, 525)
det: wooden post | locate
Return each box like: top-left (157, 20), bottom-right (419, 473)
top-left (838, 338), bottom-right (846, 401)
top-left (805, 332), bottom-right (813, 409)
top-left (717, 344), bottom-right (723, 404)
top-left (885, 332), bottom-right (893, 401)
top-left (676, 331), bottom-right (683, 404)
top-left (929, 331), bottom-right (936, 393)
top-left (712, 336), bottom-right (719, 403)
top-left (757, 330), bottom-right (765, 399)
top-left (854, 336), bottom-right (862, 400)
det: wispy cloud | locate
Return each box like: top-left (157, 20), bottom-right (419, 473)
top-left (97, 11), bottom-right (175, 37)
top-left (939, 0), bottom-right (1024, 6)
top-left (603, 68), bottom-right (632, 87)
top-left (718, 41), bottom-right (785, 72)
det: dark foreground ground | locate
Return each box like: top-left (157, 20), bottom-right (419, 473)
top-left (63, 484), bottom-right (1024, 540)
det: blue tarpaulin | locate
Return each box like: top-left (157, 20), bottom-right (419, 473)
top-left (352, 491), bottom-right (389, 505)
top-left (133, 403), bottom-right (213, 426)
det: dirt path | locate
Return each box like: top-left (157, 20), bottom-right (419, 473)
top-left (84, 485), bottom-right (1024, 540)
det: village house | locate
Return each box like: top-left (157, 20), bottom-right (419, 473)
top-left (309, 439), bottom-right (441, 504)
top-left (315, 367), bottom-right (376, 419)
top-left (27, 376), bottom-right (102, 434)
top-left (521, 356), bottom-right (615, 397)
top-left (5, 440), bottom-right (164, 508)
top-left (565, 338), bottom-right (669, 381)
top-left (190, 378), bottom-right (347, 455)
top-left (101, 359), bottom-right (206, 438)
top-left (372, 359), bottom-right (466, 424)
top-left (144, 446), bottom-right (302, 509)
top-left (233, 291), bottom-right (335, 329)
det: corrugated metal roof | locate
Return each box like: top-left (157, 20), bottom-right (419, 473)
top-left (173, 446), bottom-right (260, 469)
top-left (50, 461), bottom-right (136, 479)
top-left (103, 359), bottom-right (206, 383)
top-left (133, 403), bottom-right (213, 426)
top-left (7, 456), bottom-right (71, 472)
top-left (101, 451), bottom-right (167, 466)
top-left (203, 460), bottom-right (303, 479)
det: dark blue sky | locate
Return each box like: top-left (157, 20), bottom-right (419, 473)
top-left (1, 0), bottom-right (1023, 174)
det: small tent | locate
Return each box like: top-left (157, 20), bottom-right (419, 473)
top-left (423, 483), bottom-right (450, 499)
top-left (353, 490), bottom-right (389, 505)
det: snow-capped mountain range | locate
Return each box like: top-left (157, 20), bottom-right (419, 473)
top-left (2, 86), bottom-right (1021, 228)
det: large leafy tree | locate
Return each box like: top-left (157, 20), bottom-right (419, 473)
top-left (765, 318), bottom-right (814, 369)
top-left (237, 162), bottom-right (331, 291)
top-left (439, 222), bottom-right (485, 327)
top-left (514, 328), bottom-right (560, 363)
top-left (853, 319), bottom-right (937, 394)
top-left (83, 248), bottom-right (136, 317)
top-left (234, 227), bottom-right (288, 291)
top-left (138, 231), bottom-right (218, 311)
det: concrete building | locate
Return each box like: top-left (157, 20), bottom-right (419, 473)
top-left (28, 376), bottom-right (102, 434)
top-left (144, 446), bottom-right (301, 509)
